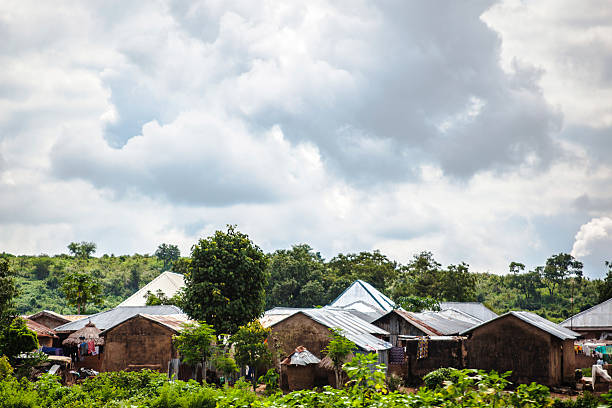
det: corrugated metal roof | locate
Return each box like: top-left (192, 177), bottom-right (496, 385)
top-left (329, 280), bottom-right (396, 312)
top-left (25, 318), bottom-right (58, 338)
top-left (262, 307), bottom-right (392, 351)
top-left (99, 313), bottom-right (193, 335)
top-left (281, 346), bottom-right (321, 366)
top-left (439, 302), bottom-right (498, 322)
top-left (118, 271), bottom-right (185, 307)
top-left (561, 297), bottom-right (612, 329)
top-left (139, 313), bottom-right (194, 332)
top-left (461, 311), bottom-right (579, 340)
top-left (408, 310), bottom-right (480, 335)
top-left (54, 305), bottom-right (184, 332)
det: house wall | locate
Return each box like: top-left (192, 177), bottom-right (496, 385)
top-left (269, 313), bottom-right (332, 358)
top-left (373, 313), bottom-right (429, 346)
top-left (465, 315), bottom-right (560, 386)
top-left (102, 317), bottom-right (175, 373)
top-left (38, 336), bottom-right (54, 348)
top-left (30, 315), bottom-right (68, 329)
top-left (562, 339), bottom-right (575, 383)
top-left (402, 338), bottom-right (465, 381)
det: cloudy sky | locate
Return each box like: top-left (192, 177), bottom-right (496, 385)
top-left (1, 0), bottom-right (611, 277)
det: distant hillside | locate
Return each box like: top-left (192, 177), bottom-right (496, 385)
top-left (2, 253), bottom-right (166, 315)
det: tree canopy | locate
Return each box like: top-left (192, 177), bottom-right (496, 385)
top-left (67, 242), bottom-right (97, 259)
top-left (231, 320), bottom-right (272, 387)
top-left (61, 269), bottom-right (103, 314)
top-left (155, 244), bottom-right (181, 271)
top-left (182, 225), bottom-right (268, 334)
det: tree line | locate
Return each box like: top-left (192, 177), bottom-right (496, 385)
top-left (2, 226), bottom-right (611, 323)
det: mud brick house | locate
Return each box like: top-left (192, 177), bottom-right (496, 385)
top-left (462, 311), bottom-right (579, 386)
top-left (262, 306), bottom-right (391, 389)
top-left (262, 307), bottom-right (392, 360)
top-left (24, 318), bottom-right (59, 348)
top-left (561, 297), bottom-right (612, 339)
top-left (372, 309), bottom-right (482, 346)
top-left (28, 310), bottom-right (88, 330)
top-left (100, 313), bottom-right (192, 374)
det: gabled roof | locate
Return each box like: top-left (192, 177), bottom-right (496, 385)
top-left (99, 313), bottom-right (193, 335)
top-left (24, 318), bottom-right (58, 338)
top-left (118, 271), bottom-right (185, 307)
top-left (461, 311), bottom-right (579, 340)
top-left (561, 297), bottom-right (612, 329)
top-left (329, 280), bottom-right (395, 312)
top-left (54, 305), bottom-right (184, 332)
top-left (376, 309), bottom-right (481, 336)
top-left (439, 302), bottom-right (498, 322)
top-left (262, 307), bottom-right (392, 351)
top-left (281, 346), bottom-right (321, 366)
top-left (27, 310), bottom-right (71, 326)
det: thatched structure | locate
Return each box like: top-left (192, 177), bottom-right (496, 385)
top-left (318, 352), bottom-right (354, 388)
top-left (62, 321), bottom-right (105, 346)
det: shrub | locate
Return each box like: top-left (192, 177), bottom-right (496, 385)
top-left (0, 356), bottom-right (13, 379)
top-left (423, 367), bottom-right (456, 389)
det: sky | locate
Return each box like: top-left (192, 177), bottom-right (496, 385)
top-left (1, 0), bottom-right (612, 277)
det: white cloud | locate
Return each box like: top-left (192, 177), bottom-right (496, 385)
top-left (1, 0), bottom-right (612, 278)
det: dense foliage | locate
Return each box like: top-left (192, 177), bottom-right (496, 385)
top-left (183, 226), bottom-right (268, 335)
top-left (1, 237), bottom-right (609, 322)
top-left (0, 359), bottom-right (608, 408)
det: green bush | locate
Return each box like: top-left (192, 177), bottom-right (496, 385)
top-left (423, 367), bottom-right (456, 389)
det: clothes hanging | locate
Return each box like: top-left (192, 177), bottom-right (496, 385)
top-left (417, 338), bottom-right (429, 359)
top-left (87, 340), bottom-right (95, 354)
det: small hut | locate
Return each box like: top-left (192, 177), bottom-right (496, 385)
top-left (62, 322), bottom-right (104, 371)
top-left (281, 346), bottom-right (321, 390)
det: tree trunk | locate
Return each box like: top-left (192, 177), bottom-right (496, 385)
top-left (334, 367), bottom-right (341, 389)
top-left (202, 358), bottom-right (207, 384)
top-left (251, 367), bottom-right (258, 390)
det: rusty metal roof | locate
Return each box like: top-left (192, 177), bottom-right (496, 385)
top-left (25, 318), bottom-right (58, 338)
top-left (438, 302), bottom-right (498, 322)
top-left (461, 311), bottom-right (579, 340)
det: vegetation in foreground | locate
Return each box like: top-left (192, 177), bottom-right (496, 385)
top-left (0, 354), bottom-right (609, 408)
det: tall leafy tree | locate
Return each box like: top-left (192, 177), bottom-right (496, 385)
top-left (323, 328), bottom-right (356, 389)
top-left (328, 251), bottom-right (398, 294)
top-left (61, 269), bottom-right (103, 314)
top-left (597, 261), bottom-right (612, 303)
top-left (542, 253), bottom-right (583, 298)
top-left (265, 244), bottom-right (328, 308)
top-left (155, 243), bottom-right (181, 270)
top-left (231, 320), bottom-right (272, 387)
top-left (67, 241), bottom-right (97, 259)
top-left (183, 225), bottom-right (268, 334)
top-left (173, 322), bottom-right (215, 382)
top-left (442, 262), bottom-right (477, 302)
top-left (0, 258), bottom-right (17, 328)
top-left (392, 251), bottom-right (444, 300)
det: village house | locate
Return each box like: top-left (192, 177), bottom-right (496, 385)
top-left (24, 318), bottom-right (59, 348)
top-left (27, 310), bottom-right (88, 330)
top-left (99, 313), bottom-right (193, 376)
top-left (461, 311), bottom-right (579, 386)
top-left (372, 308), bottom-right (483, 346)
top-left (561, 297), bottom-right (612, 339)
top-left (261, 306), bottom-right (392, 389)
